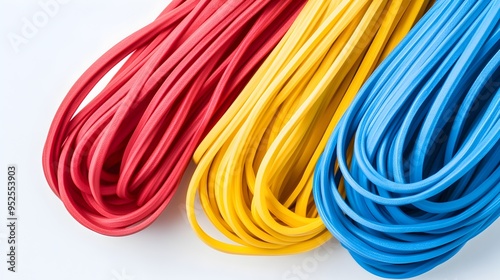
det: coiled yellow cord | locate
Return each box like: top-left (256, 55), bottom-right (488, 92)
top-left (187, 0), bottom-right (431, 255)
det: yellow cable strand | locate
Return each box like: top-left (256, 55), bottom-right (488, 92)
top-left (187, 0), bottom-right (430, 255)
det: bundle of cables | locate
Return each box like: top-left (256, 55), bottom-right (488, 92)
top-left (42, 0), bottom-right (307, 236)
top-left (314, 0), bottom-right (500, 278)
top-left (187, 0), bottom-right (432, 254)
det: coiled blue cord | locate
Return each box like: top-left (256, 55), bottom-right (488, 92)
top-left (313, 0), bottom-right (500, 278)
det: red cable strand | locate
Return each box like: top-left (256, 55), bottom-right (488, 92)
top-left (42, 0), bottom-right (306, 236)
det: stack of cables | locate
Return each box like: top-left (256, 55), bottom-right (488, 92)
top-left (187, 0), bottom-right (432, 254)
top-left (314, 0), bottom-right (500, 278)
top-left (42, 0), bottom-right (307, 236)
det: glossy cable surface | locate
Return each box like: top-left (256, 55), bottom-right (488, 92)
top-left (187, 0), bottom-right (431, 255)
top-left (42, 0), bottom-right (306, 236)
top-left (314, 0), bottom-right (500, 277)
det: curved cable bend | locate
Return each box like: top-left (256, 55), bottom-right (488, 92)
top-left (42, 0), bottom-right (307, 236)
top-left (314, 0), bottom-right (500, 277)
top-left (187, 0), bottom-right (431, 255)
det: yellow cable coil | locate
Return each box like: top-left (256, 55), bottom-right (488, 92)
top-left (187, 0), bottom-right (432, 255)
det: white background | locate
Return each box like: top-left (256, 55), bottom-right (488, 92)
top-left (0, 0), bottom-right (499, 279)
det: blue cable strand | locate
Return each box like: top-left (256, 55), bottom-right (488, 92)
top-left (313, 0), bottom-right (500, 278)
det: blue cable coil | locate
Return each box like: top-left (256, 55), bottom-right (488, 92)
top-left (313, 0), bottom-right (500, 278)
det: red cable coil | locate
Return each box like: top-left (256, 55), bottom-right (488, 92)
top-left (42, 0), bottom-right (306, 236)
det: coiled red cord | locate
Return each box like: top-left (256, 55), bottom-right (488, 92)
top-left (42, 0), bottom-right (305, 236)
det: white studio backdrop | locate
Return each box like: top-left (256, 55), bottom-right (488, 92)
top-left (0, 1), bottom-right (499, 279)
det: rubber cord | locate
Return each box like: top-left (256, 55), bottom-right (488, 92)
top-left (187, 0), bottom-right (431, 255)
top-left (314, 0), bottom-right (500, 277)
top-left (42, 0), bottom-right (306, 236)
